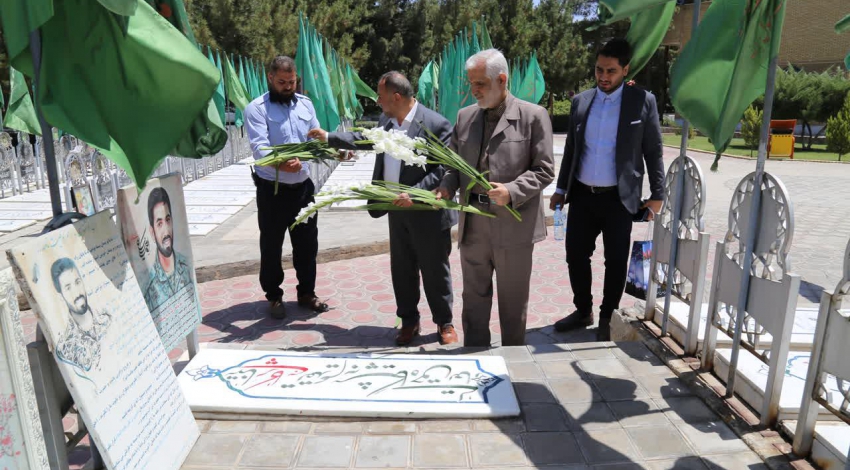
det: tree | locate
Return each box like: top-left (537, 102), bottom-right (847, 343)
top-left (740, 105), bottom-right (762, 155)
top-left (826, 93), bottom-right (850, 161)
top-left (757, 67), bottom-right (850, 149)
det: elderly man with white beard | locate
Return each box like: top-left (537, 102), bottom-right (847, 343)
top-left (435, 49), bottom-right (555, 347)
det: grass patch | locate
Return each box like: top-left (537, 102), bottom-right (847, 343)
top-left (662, 134), bottom-right (844, 162)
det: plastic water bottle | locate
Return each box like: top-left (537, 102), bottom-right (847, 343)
top-left (554, 204), bottom-right (566, 241)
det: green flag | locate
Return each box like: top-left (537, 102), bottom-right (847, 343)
top-left (4, 67), bottom-right (42, 136)
top-left (417, 61), bottom-right (436, 109)
top-left (352, 70), bottom-right (377, 102)
top-left (624, 1), bottom-right (676, 77)
top-left (0, 0), bottom-right (53, 67)
top-left (838, 14), bottom-right (850, 70)
top-left (238, 56), bottom-right (250, 99)
top-left (598, 0), bottom-right (674, 24)
top-left (254, 60), bottom-right (264, 99)
top-left (209, 49), bottom-right (226, 126)
top-left (480, 19), bottom-right (493, 50)
top-left (671, 0), bottom-right (787, 165)
top-left (299, 19), bottom-right (340, 130)
top-left (516, 52), bottom-right (546, 105)
top-left (0, 81), bottom-right (4, 126)
top-left (224, 53), bottom-right (249, 124)
top-left (345, 64), bottom-right (364, 118)
top-left (10, 0), bottom-right (221, 188)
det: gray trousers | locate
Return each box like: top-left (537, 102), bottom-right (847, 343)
top-left (459, 213), bottom-right (535, 347)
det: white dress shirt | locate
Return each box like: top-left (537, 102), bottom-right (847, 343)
top-left (383, 101), bottom-right (419, 183)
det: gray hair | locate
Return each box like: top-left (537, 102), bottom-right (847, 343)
top-left (379, 71), bottom-right (414, 98)
top-left (465, 49), bottom-right (509, 81)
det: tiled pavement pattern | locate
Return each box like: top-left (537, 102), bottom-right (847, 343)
top-left (179, 343), bottom-right (765, 470)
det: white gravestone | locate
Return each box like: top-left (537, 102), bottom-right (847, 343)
top-left (179, 349), bottom-right (520, 419)
top-left (0, 269), bottom-right (49, 470)
top-left (6, 212), bottom-right (199, 470)
top-left (116, 174), bottom-right (201, 352)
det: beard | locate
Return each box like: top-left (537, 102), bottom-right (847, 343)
top-left (475, 88), bottom-right (503, 109)
top-left (269, 88), bottom-right (295, 105)
top-left (157, 235), bottom-right (174, 258)
top-left (68, 296), bottom-right (88, 317)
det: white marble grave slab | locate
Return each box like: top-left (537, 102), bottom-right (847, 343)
top-left (0, 220), bottom-right (36, 233)
top-left (185, 205), bottom-right (241, 215)
top-left (780, 420), bottom-right (848, 470)
top-left (3, 192), bottom-right (64, 203)
top-left (182, 185), bottom-right (255, 192)
top-left (714, 348), bottom-right (843, 421)
top-left (7, 212), bottom-right (199, 470)
top-left (117, 174), bottom-right (202, 351)
top-left (188, 224), bottom-right (217, 236)
top-left (179, 349), bottom-right (520, 418)
top-left (0, 203), bottom-right (53, 212)
top-left (655, 302), bottom-right (819, 351)
top-left (187, 213), bottom-right (231, 225)
top-left (184, 195), bottom-right (253, 206)
top-left (0, 210), bottom-right (53, 221)
top-left (0, 269), bottom-right (49, 470)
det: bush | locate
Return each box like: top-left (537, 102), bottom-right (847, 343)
top-left (552, 99), bottom-right (571, 116)
top-left (673, 124), bottom-right (695, 140)
top-left (740, 105), bottom-right (762, 150)
top-left (826, 93), bottom-right (850, 161)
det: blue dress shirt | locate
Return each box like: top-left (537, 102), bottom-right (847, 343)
top-left (577, 85), bottom-right (623, 188)
top-left (245, 92), bottom-right (320, 184)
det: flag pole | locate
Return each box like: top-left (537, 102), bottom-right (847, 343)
top-left (28, 31), bottom-right (63, 219)
top-left (660, 0), bottom-right (701, 338)
top-left (725, 54), bottom-right (780, 399)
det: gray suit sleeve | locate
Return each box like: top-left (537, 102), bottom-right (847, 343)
top-left (642, 93), bottom-right (665, 201)
top-left (413, 114), bottom-right (453, 191)
top-left (505, 106), bottom-right (556, 209)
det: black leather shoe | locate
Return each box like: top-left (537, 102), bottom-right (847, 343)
top-left (596, 322), bottom-right (611, 341)
top-left (554, 310), bottom-right (594, 332)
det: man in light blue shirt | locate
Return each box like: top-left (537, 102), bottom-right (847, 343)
top-left (244, 56), bottom-right (329, 319)
top-left (550, 39), bottom-right (665, 340)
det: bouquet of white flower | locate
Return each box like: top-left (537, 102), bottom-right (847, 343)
top-left (292, 181), bottom-right (495, 229)
top-left (345, 126), bottom-right (522, 222)
top-left (255, 140), bottom-right (341, 195)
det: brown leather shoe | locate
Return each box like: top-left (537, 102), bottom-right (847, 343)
top-left (297, 295), bottom-right (329, 313)
top-left (438, 324), bottom-right (459, 345)
top-left (396, 324), bottom-right (420, 346)
top-left (269, 299), bottom-right (286, 319)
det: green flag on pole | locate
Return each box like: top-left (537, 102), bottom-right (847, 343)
top-left (148, 0), bottom-right (228, 159)
top-left (238, 56), bottom-right (250, 99)
top-left (210, 49), bottom-right (226, 126)
top-left (516, 52), bottom-right (546, 105)
top-left (224, 53), bottom-right (250, 126)
top-left (4, 67), bottom-right (41, 136)
top-left (0, 0), bottom-right (54, 67)
top-left (671, 0), bottom-right (788, 166)
top-left (6, 0), bottom-right (222, 187)
top-left (417, 61), bottom-right (436, 109)
top-left (0, 82), bottom-right (5, 126)
top-left (295, 15), bottom-right (340, 130)
top-left (481, 18), bottom-right (493, 50)
top-left (624, 1), bottom-right (676, 77)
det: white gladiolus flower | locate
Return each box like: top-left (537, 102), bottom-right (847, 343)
top-left (296, 202), bottom-right (318, 224)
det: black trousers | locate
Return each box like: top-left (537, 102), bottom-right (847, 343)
top-left (254, 173), bottom-right (318, 301)
top-left (388, 213), bottom-right (454, 328)
top-left (566, 183), bottom-right (633, 322)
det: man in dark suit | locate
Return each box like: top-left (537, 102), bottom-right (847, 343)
top-left (549, 38), bottom-right (665, 341)
top-left (308, 72), bottom-right (458, 346)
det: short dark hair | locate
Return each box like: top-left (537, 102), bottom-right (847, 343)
top-left (379, 71), bottom-right (414, 99)
top-left (597, 38), bottom-right (632, 67)
top-left (147, 187), bottom-right (172, 227)
top-left (269, 56), bottom-right (296, 74)
top-left (51, 258), bottom-right (78, 293)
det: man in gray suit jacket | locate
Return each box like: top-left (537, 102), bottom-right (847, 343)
top-left (437, 49), bottom-right (555, 347)
top-left (549, 38), bottom-right (665, 341)
top-left (309, 72), bottom-right (458, 346)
